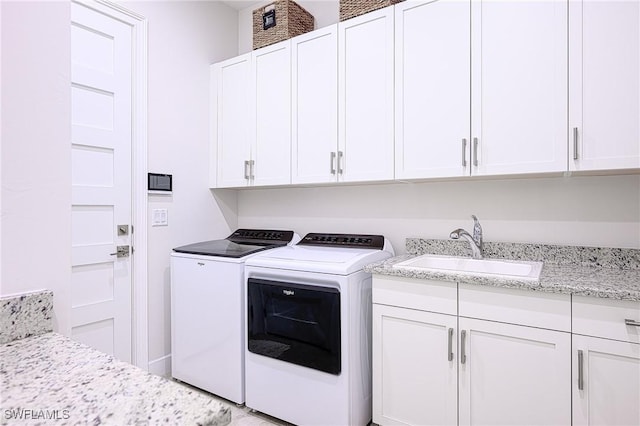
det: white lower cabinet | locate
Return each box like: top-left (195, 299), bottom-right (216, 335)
top-left (373, 304), bottom-right (458, 426)
top-left (372, 276), bottom-right (572, 426)
top-left (572, 296), bottom-right (640, 426)
top-left (458, 317), bottom-right (571, 425)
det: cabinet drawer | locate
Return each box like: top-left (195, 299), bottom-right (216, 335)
top-left (459, 283), bottom-right (571, 332)
top-left (573, 295), bottom-right (640, 344)
top-left (372, 276), bottom-right (457, 315)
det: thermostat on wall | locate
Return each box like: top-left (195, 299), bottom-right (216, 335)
top-left (148, 173), bottom-right (172, 194)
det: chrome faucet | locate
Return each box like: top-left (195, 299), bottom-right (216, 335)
top-left (450, 215), bottom-right (483, 259)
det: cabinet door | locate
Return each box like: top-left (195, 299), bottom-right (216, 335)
top-left (458, 318), bottom-right (571, 426)
top-left (373, 304), bottom-right (457, 426)
top-left (338, 6), bottom-right (394, 182)
top-left (471, 0), bottom-right (567, 176)
top-left (573, 335), bottom-right (640, 426)
top-left (395, 0), bottom-right (470, 179)
top-left (291, 26), bottom-right (338, 184)
top-left (569, 1), bottom-right (640, 171)
top-left (251, 41), bottom-right (291, 186)
top-left (214, 54), bottom-right (251, 188)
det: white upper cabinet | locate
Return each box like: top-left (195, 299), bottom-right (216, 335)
top-left (569, 0), bottom-right (640, 171)
top-left (339, 6), bottom-right (395, 182)
top-left (291, 25), bottom-right (338, 184)
top-left (395, 0), bottom-right (471, 179)
top-left (214, 54), bottom-right (252, 188)
top-left (471, 0), bottom-right (568, 176)
top-left (251, 40), bottom-right (292, 186)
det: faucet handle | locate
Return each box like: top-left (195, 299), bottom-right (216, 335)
top-left (471, 215), bottom-right (483, 246)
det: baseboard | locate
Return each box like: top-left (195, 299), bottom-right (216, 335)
top-left (148, 354), bottom-right (171, 378)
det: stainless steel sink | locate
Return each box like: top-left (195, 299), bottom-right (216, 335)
top-left (393, 254), bottom-right (543, 280)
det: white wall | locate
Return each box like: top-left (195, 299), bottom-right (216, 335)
top-left (238, 0), bottom-right (338, 53)
top-left (124, 0), bottom-right (239, 373)
top-left (1, 1), bottom-right (240, 375)
top-left (0, 1), bottom-right (72, 333)
top-left (238, 175), bottom-right (640, 252)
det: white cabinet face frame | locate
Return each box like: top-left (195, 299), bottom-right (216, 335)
top-left (215, 54), bottom-right (252, 188)
top-left (458, 317), bottom-right (572, 426)
top-left (251, 40), bottom-right (292, 187)
top-left (471, 0), bottom-right (568, 176)
top-left (338, 6), bottom-right (395, 183)
top-left (572, 335), bottom-right (640, 426)
top-left (291, 25), bottom-right (339, 184)
top-left (395, 0), bottom-right (471, 179)
top-left (373, 304), bottom-right (458, 426)
top-left (569, 0), bottom-right (640, 171)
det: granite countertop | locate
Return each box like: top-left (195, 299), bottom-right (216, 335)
top-left (365, 239), bottom-right (640, 301)
top-left (0, 332), bottom-right (231, 426)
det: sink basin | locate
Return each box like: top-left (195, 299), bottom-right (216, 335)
top-left (393, 254), bottom-right (543, 280)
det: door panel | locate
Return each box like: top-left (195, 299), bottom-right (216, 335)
top-left (71, 2), bottom-right (132, 362)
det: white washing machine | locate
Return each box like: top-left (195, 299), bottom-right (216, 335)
top-left (170, 229), bottom-right (298, 404)
top-left (244, 233), bottom-right (394, 426)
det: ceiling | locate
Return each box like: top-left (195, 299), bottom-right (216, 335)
top-left (220, 0), bottom-right (262, 10)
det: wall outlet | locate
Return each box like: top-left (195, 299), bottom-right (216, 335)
top-left (152, 209), bottom-right (168, 226)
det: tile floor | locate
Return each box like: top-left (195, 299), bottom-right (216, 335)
top-left (172, 379), bottom-right (290, 426)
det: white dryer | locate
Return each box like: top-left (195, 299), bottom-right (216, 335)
top-left (244, 233), bottom-right (394, 426)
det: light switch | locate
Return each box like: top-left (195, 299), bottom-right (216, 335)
top-left (152, 209), bottom-right (168, 226)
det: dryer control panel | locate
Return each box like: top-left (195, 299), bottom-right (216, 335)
top-left (298, 233), bottom-right (385, 249)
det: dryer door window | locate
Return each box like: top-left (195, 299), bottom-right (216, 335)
top-left (247, 278), bottom-right (341, 375)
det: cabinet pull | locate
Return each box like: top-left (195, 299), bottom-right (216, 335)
top-left (249, 160), bottom-right (255, 180)
top-left (461, 139), bottom-right (467, 167)
top-left (330, 152), bottom-right (336, 175)
top-left (625, 319), bottom-right (640, 327)
top-left (460, 330), bottom-right (467, 364)
top-left (447, 328), bottom-right (454, 361)
top-left (577, 349), bottom-right (584, 390)
top-left (472, 138), bottom-right (479, 167)
top-left (573, 127), bottom-right (579, 160)
top-left (244, 160), bottom-right (250, 180)
top-left (337, 151), bottom-right (344, 175)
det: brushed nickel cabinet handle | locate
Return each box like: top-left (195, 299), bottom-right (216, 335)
top-left (462, 139), bottom-right (467, 167)
top-left (250, 160), bottom-right (255, 180)
top-left (244, 160), bottom-right (250, 180)
top-left (330, 152), bottom-right (336, 175)
top-left (573, 127), bottom-right (579, 160)
top-left (625, 319), bottom-right (640, 327)
top-left (448, 328), bottom-right (454, 361)
top-left (578, 349), bottom-right (584, 390)
top-left (473, 138), bottom-right (479, 167)
top-left (460, 329), bottom-right (467, 365)
top-left (337, 151), bottom-right (344, 175)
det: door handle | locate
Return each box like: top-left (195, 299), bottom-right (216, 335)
top-left (472, 138), bottom-right (479, 167)
top-left (577, 349), bottom-right (584, 390)
top-left (244, 160), bottom-right (250, 180)
top-left (460, 329), bottom-right (467, 364)
top-left (447, 328), bottom-right (454, 361)
top-left (573, 127), bottom-right (579, 160)
top-left (337, 151), bottom-right (344, 175)
top-left (461, 138), bottom-right (467, 167)
top-left (625, 319), bottom-right (640, 327)
top-left (110, 245), bottom-right (130, 258)
top-left (330, 152), bottom-right (336, 175)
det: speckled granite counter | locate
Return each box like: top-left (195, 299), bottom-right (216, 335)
top-left (0, 332), bottom-right (231, 425)
top-left (365, 239), bottom-right (640, 301)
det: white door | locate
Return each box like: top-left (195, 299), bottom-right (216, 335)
top-left (373, 304), bottom-right (458, 426)
top-left (458, 318), bottom-right (571, 425)
top-left (471, 0), bottom-right (567, 176)
top-left (71, 2), bottom-right (133, 362)
top-left (573, 335), bottom-right (640, 426)
top-left (291, 25), bottom-right (338, 185)
top-left (395, 0), bottom-right (471, 179)
top-left (338, 6), bottom-right (395, 183)
top-left (569, 0), bottom-right (640, 171)
top-left (251, 40), bottom-right (292, 186)
top-left (214, 53), bottom-right (252, 188)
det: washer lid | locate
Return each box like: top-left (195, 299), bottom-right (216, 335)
top-left (244, 244), bottom-right (393, 275)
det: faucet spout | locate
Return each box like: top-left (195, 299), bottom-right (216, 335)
top-left (450, 216), bottom-right (484, 259)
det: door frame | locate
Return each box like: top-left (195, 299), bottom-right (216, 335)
top-left (72, 0), bottom-right (149, 370)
